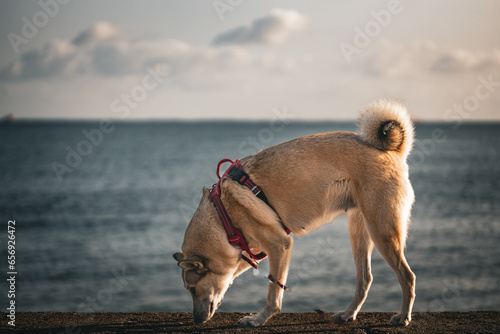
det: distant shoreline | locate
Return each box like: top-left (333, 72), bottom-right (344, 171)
top-left (1, 311), bottom-right (499, 333)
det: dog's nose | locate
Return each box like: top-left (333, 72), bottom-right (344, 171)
top-left (193, 314), bottom-right (206, 324)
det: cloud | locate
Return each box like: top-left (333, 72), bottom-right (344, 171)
top-left (212, 8), bottom-right (306, 46)
top-left (0, 20), bottom-right (311, 120)
top-left (0, 21), bottom-right (173, 80)
top-left (363, 41), bottom-right (500, 77)
top-left (429, 49), bottom-right (500, 73)
top-left (0, 21), bottom-right (301, 82)
top-left (72, 21), bottom-right (121, 46)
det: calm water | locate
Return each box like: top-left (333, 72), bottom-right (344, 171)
top-left (0, 121), bottom-right (499, 314)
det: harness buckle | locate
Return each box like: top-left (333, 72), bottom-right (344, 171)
top-left (227, 228), bottom-right (244, 248)
top-left (251, 185), bottom-right (261, 196)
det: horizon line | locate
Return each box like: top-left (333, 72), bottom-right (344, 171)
top-left (3, 117), bottom-right (500, 124)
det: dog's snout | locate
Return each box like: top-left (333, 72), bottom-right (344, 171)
top-left (193, 310), bottom-right (211, 324)
top-left (192, 296), bottom-right (220, 325)
top-left (193, 314), bottom-right (205, 324)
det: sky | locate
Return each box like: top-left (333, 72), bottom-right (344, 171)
top-left (0, 0), bottom-right (499, 121)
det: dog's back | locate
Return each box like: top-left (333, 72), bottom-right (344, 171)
top-left (240, 99), bottom-right (414, 235)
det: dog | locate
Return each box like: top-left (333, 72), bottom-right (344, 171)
top-left (173, 99), bottom-right (416, 327)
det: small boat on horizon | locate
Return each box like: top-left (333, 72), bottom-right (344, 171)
top-left (0, 114), bottom-right (15, 123)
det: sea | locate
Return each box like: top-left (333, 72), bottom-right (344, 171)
top-left (0, 121), bottom-right (499, 315)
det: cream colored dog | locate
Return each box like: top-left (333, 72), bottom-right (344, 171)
top-left (173, 99), bottom-right (416, 327)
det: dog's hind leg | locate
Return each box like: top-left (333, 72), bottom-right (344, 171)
top-left (362, 206), bottom-right (416, 326)
top-left (332, 208), bottom-right (374, 324)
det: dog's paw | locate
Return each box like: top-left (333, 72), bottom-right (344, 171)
top-left (238, 314), bottom-right (262, 328)
top-left (332, 310), bottom-right (355, 324)
top-left (390, 313), bottom-right (411, 326)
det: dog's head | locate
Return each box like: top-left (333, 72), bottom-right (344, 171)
top-left (173, 251), bottom-right (250, 324)
top-left (173, 187), bottom-right (253, 324)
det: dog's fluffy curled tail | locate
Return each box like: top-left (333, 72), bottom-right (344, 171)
top-left (358, 99), bottom-right (414, 158)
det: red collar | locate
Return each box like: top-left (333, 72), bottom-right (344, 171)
top-left (209, 159), bottom-right (290, 269)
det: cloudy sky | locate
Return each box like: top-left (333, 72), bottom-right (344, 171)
top-left (0, 0), bottom-right (499, 120)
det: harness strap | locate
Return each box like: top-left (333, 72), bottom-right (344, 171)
top-left (226, 160), bottom-right (291, 235)
top-left (268, 274), bottom-right (290, 291)
top-left (241, 254), bottom-right (258, 269)
top-left (209, 159), bottom-right (291, 270)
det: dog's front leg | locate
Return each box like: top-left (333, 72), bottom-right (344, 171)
top-left (238, 236), bottom-right (293, 328)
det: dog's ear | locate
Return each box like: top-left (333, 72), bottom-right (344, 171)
top-left (173, 252), bottom-right (184, 262)
top-left (178, 256), bottom-right (208, 274)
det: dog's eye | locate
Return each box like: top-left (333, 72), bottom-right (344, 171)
top-left (189, 287), bottom-right (196, 295)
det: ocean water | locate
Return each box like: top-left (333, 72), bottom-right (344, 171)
top-left (0, 121), bottom-right (499, 315)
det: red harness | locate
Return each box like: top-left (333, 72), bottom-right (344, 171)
top-left (209, 159), bottom-right (291, 271)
